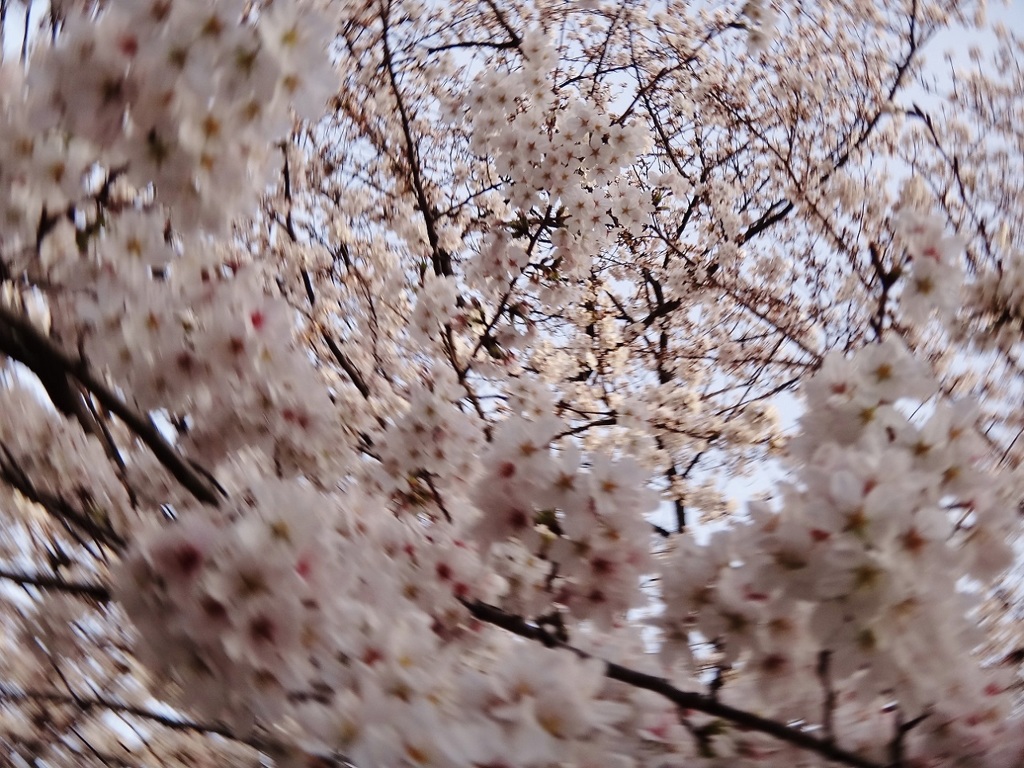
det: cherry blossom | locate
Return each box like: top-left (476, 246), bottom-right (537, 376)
top-left (0, 1), bottom-right (1022, 767)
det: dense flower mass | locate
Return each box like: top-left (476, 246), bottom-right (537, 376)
top-left (0, 0), bottom-right (1023, 767)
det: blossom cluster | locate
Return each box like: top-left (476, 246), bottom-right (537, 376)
top-left (471, 414), bottom-right (658, 628)
top-left (19, 0), bottom-right (333, 235)
top-left (1, 0), bottom-right (343, 482)
top-left (114, 482), bottom-right (339, 727)
top-left (893, 209), bottom-right (965, 325)
top-left (366, 376), bottom-right (486, 507)
top-left (958, 233), bottom-right (1024, 353)
top-left (113, 467), bottom-right (678, 767)
top-left (465, 33), bottom-right (653, 289)
top-left (659, 335), bottom-right (1023, 764)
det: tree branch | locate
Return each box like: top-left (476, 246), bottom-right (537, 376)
top-left (380, 0), bottom-right (451, 277)
top-left (0, 566), bottom-right (110, 603)
top-left (0, 305), bottom-right (221, 507)
top-left (0, 443), bottom-right (125, 550)
top-left (0, 684), bottom-right (253, 748)
top-left (322, 333), bottom-right (372, 399)
top-left (461, 599), bottom-right (883, 768)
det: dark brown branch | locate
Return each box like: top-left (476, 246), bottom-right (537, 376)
top-left (481, 0), bottom-right (522, 49)
top-left (420, 471), bottom-right (452, 523)
top-left (817, 650), bottom-right (836, 744)
top-left (0, 567), bottom-right (110, 603)
top-left (322, 333), bottom-right (372, 399)
top-left (0, 304), bottom-right (221, 507)
top-left (275, 148), bottom-right (373, 403)
top-left (888, 708), bottom-right (929, 767)
top-left (0, 444), bottom-right (124, 549)
top-left (426, 38), bottom-right (518, 54)
top-left (19, 0), bottom-right (30, 64)
top-left (461, 599), bottom-right (883, 768)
